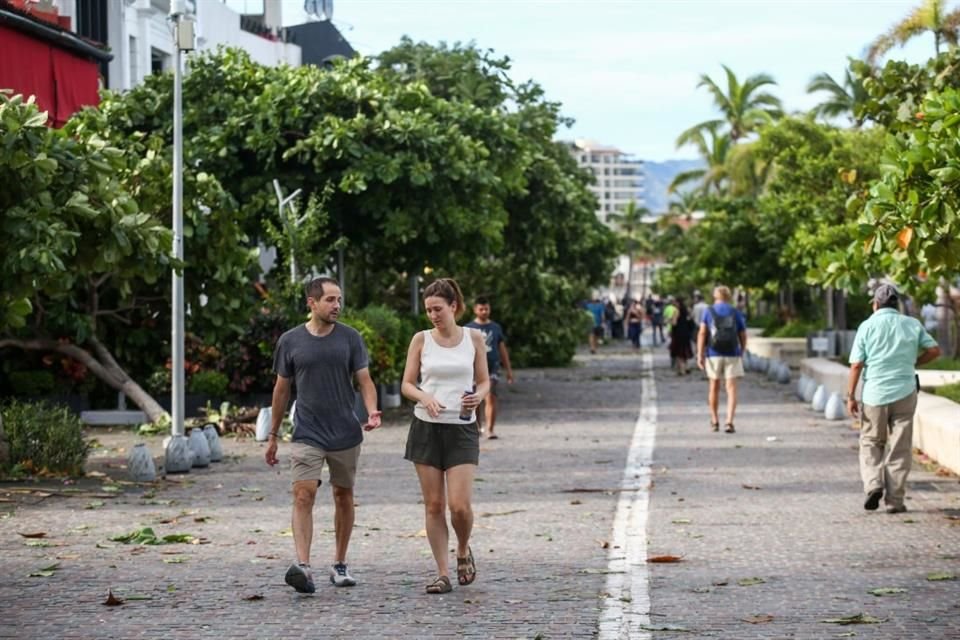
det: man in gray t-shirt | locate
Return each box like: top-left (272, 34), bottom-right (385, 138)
top-left (265, 277), bottom-right (381, 594)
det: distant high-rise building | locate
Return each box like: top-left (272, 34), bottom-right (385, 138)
top-left (568, 139), bottom-right (645, 226)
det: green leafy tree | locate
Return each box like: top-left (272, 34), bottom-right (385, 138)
top-left (843, 89), bottom-right (960, 287)
top-left (0, 93), bottom-right (173, 421)
top-left (867, 0), bottom-right (960, 63)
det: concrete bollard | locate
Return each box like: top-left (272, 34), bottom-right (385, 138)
top-left (164, 435), bottom-right (194, 474)
top-left (802, 378), bottom-right (817, 404)
top-left (188, 427), bottom-right (211, 467)
top-left (824, 392), bottom-right (846, 420)
top-left (777, 363), bottom-right (791, 384)
top-left (797, 375), bottom-right (810, 399)
top-left (127, 443), bottom-right (157, 482)
top-left (767, 360), bottom-right (781, 381)
top-left (203, 424), bottom-right (223, 463)
top-left (255, 407), bottom-right (272, 442)
top-left (811, 385), bottom-right (828, 412)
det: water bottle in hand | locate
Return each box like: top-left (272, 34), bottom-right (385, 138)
top-left (459, 385), bottom-right (476, 421)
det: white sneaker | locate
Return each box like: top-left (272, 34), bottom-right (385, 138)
top-left (330, 562), bottom-right (357, 587)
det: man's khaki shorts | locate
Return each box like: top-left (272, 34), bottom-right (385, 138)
top-left (705, 356), bottom-right (744, 380)
top-left (289, 442), bottom-right (361, 488)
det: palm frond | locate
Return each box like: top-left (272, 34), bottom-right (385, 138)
top-left (668, 169), bottom-right (707, 193)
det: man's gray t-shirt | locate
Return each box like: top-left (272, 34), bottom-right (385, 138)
top-left (272, 323), bottom-right (369, 451)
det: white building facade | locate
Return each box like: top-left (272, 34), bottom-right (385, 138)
top-left (55, 0), bottom-right (300, 92)
top-left (569, 139), bottom-right (645, 226)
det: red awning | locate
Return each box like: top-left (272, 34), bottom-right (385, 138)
top-left (0, 22), bottom-right (100, 127)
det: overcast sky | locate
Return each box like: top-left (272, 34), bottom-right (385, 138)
top-left (245, 0), bottom-right (937, 161)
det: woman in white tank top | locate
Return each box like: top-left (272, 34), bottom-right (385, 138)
top-left (401, 278), bottom-right (490, 594)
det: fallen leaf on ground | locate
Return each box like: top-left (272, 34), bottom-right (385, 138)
top-left (103, 590), bottom-right (124, 606)
top-left (162, 556), bottom-right (187, 564)
top-left (479, 510), bottom-right (526, 518)
top-left (648, 555), bottom-right (683, 563)
top-left (671, 518), bottom-right (692, 525)
top-left (243, 594), bottom-right (264, 601)
top-left (25, 540), bottom-right (52, 547)
top-left (85, 501), bottom-right (104, 510)
top-left (240, 487), bottom-right (261, 493)
top-left (639, 624), bottom-right (691, 632)
top-left (868, 587), bottom-right (907, 596)
top-left (926, 572), bottom-right (956, 581)
top-left (820, 613), bottom-right (885, 625)
top-left (741, 484), bottom-right (762, 490)
top-left (570, 499), bottom-right (582, 505)
top-left (110, 527), bottom-right (194, 545)
top-left (18, 532), bottom-right (47, 538)
top-left (27, 562), bottom-right (59, 578)
top-left (737, 577), bottom-right (766, 586)
top-left (599, 540), bottom-right (610, 549)
top-left (742, 614), bottom-right (774, 624)
top-left (123, 594), bottom-right (153, 601)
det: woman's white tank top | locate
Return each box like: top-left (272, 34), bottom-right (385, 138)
top-left (414, 328), bottom-right (476, 423)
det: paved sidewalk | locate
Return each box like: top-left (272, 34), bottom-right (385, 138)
top-left (1, 342), bottom-right (958, 639)
top-left (647, 347), bottom-right (960, 638)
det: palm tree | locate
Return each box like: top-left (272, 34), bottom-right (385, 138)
top-left (670, 122), bottom-right (732, 195)
top-left (607, 200), bottom-right (652, 299)
top-left (686, 65), bottom-right (783, 142)
top-left (867, 0), bottom-right (960, 63)
top-left (806, 65), bottom-right (869, 126)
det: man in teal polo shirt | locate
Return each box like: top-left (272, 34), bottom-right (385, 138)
top-left (846, 284), bottom-right (940, 514)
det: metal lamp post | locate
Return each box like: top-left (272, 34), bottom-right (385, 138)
top-left (164, 1), bottom-right (196, 474)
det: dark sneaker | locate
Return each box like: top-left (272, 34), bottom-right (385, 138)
top-left (285, 562), bottom-right (316, 593)
top-left (330, 563), bottom-right (357, 587)
top-left (886, 504), bottom-right (907, 514)
top-left (864, 489), bottom-right (883, 511)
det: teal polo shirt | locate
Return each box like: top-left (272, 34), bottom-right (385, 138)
top-left (849, 307), bottom-right (938, 406)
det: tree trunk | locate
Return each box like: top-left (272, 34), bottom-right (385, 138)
top-left (936, 278), bottom-right (953, 354)
top-left (0, 337), bottom-right (168, 423)
top-left (0, 412), bottom-right (8, 467)
top-left (625, 250), bottom-right (634, 300)
top-left (836, 290), bottom-right (847, 331)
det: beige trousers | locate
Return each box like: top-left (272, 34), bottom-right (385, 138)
top-left (858, 392), bottom-right (917, 508)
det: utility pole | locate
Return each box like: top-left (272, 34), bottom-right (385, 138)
top-left (164, 1), bottom-right (196, 474)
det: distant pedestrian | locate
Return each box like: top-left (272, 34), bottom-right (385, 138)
top-left (266, 276), bottom-right (382, 594)
top-left (846, 284), bottom-right (940, 514)
top-left (650, 295), bottom-right (665, 345)
top-left (586, 295), bottom-right (605, 354)
top-left (691, 291), bottom-right (709, 355)
top-left (625, 300), bottom-right (645, 349)
top-left (401, 278), bottom-right (490, 594)
top-left (669, 297), bottom-right (694, 375)
top-left (466, 296), bottom-right (514, 440)
top-left (697, 286), bottom-right (747, 433)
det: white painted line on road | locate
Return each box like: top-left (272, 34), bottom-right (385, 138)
top-left (598, 351), bottom-right (656, 640)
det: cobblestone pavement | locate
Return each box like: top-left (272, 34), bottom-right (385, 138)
top-left (1, 342), bottom-right (958, 639)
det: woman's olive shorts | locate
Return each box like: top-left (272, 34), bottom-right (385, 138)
top-left (404, 416), bottom-right (480, 470)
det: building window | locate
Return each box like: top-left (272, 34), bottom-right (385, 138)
top-left (151, 48), bottom-right (171, 75)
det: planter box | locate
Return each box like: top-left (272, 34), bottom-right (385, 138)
top-left (914, 392), bottom-right (960, 475)
top-left (747, 337), bottom-right (807, 368)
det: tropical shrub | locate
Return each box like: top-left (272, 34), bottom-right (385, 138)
top-left (0, 399), bottom-right (91, 477)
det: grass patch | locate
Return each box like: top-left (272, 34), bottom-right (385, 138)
top-left (932, 382), bottom-right (960, 404)
top-left (919, 356), bottom-right (960, 371)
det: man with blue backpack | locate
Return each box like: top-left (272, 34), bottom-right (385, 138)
top-left (696, 285), bottom-right (748, 433)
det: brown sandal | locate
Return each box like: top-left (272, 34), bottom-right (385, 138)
top-left (425, 575), bottom-right (452, 594)
top-left (457, 547), bottom-right (476, 586)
